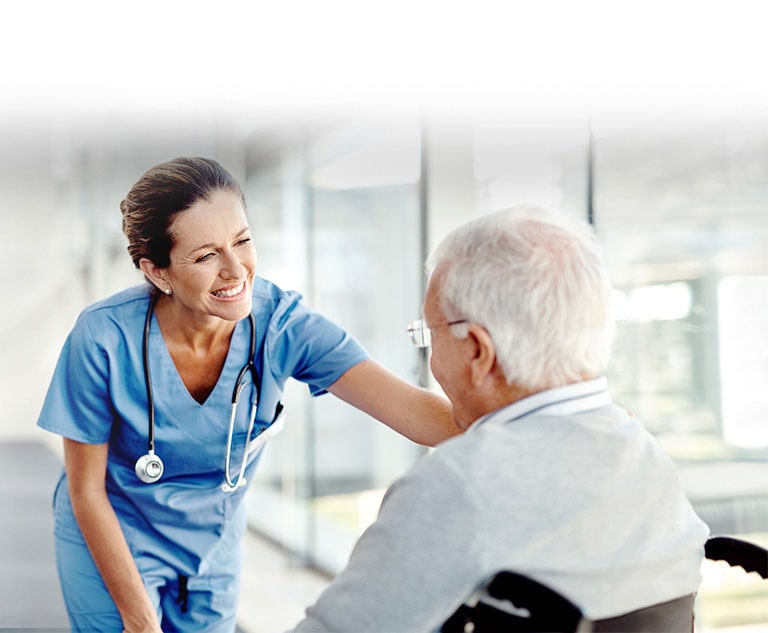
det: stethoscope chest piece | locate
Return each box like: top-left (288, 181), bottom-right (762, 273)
top-left (135, 451), bottom-right (165, 483)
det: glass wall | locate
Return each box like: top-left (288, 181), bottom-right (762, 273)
top-left (245, 118), bottom-right (427, 571)
top-left (590, 118), bottom-right (768, 462)
top-left (585, 114), bottom-right (768, 629)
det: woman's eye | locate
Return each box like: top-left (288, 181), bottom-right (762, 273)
top-left (194, 238), bottom-right (250, 262)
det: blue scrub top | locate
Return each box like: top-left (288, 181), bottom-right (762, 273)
top-left (37, 278), bottom-right (369, 575)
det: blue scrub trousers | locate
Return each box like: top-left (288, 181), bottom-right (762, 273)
top-left (55, 534), bottom-right (241, 632)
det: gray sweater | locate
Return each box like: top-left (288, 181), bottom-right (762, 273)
top-left (290, 378), bottom-right (709, 632)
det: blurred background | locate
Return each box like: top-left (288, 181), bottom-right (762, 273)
top-left (2, 1), bottom-right (768, 630)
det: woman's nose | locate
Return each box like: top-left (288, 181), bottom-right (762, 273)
top-left (220, 250), bottom-right (246, 278)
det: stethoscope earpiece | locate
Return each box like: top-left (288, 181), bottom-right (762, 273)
top-left (135, 452), bottom-right (165, 483)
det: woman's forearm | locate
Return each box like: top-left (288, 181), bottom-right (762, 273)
top-left (400, 385), bottom-right (460, 445)
top-left (63, 438), bottom-right (161, 633)
top-left (328, 360), bottom-right (460, 446)
top-left (69, 488), bottom-right (162, 632)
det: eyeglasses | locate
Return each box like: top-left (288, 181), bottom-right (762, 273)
top-left (406, 317), bottom-right (468, 348)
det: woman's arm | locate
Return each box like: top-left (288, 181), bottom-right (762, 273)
top-left (63, 438), bottom-right (162, 633)
top-left (327, 359), bottom-right (460, 446)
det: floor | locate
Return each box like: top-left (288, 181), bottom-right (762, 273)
top-left (239, 531), bottom-right (330, 633)
top-left (0, 438), bottom-right (329, 633)
top-left (0, 440), bottom-right (68, 631)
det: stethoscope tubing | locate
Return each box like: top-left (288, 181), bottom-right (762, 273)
top-left (143, 292), bottom-right (160, 455)
top-left (141, 290), bottom-right (259, 491)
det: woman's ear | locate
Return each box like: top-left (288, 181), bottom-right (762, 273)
top-left (139, 258), bottom-right (169, 294)
top-left (466, 324), bottom-right (496, 387)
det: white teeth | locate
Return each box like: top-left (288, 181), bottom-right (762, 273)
top-left (213, 283), bottom-right (244, 298)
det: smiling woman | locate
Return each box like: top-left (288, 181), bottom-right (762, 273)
top-left (140, 190), bottom-right (258, 331)
top-left (36, 156), bottom-right (457, 633)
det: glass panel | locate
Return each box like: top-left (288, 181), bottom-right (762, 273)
top-left (593, 116), bottom-right (768, 463)
top-left (243, 150), bottom-right (317, 557)
top-left (306, 121), bottom-right (424, 571)
top-left (245, 120), bottom-right (425, 572)
top-left (588, 115), bottom-right (768, 629)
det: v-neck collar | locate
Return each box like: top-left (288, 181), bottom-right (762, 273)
top-left (149, 313), bottom-right (250, 409)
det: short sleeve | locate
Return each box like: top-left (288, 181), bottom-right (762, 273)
top-left (265, 294), bottom-right (370, 396)
top-left (37, 314), bottom-right (114, 444)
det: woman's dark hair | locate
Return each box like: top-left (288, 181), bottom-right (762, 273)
top-left (121, 157), bottom-right (246, 269)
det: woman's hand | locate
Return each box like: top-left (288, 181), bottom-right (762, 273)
top-left (123, 623), bottom-right (163, 633)
top-left (328, 360), bottom-right (460, 446)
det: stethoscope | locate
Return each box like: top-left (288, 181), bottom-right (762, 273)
top-left (135, 291), bottom-right (274, 493)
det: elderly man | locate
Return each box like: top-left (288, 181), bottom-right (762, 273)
top-left (289, 207), bottom-right (708, 632)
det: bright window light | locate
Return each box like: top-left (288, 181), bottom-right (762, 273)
top-left (718, 275), bottom-right (768, 448)
top-left (614, 282), bottom-right (692, 322)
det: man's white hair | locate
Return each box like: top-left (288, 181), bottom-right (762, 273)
top-left (426, 206), bottom-right (615, 391)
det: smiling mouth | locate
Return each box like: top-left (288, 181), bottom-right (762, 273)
top-left (212, 282), bottom-right (245, 298)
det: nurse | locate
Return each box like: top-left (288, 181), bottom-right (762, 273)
top-left (37, 157), bottom-right (457, 633)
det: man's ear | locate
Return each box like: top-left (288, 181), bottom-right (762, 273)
top-left (466, 324), bottom-right (496, 387)
top-left (139, 258), bottom-right (168, 294)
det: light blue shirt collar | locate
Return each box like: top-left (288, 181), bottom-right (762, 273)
top-left (468, 376), bottom-right (612, 431)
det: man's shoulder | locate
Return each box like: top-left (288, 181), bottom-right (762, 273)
top-left (405, 430), bottom-right (492, 487)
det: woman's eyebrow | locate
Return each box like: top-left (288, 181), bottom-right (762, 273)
top-left (189, 227), bottom-right (251, 254)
